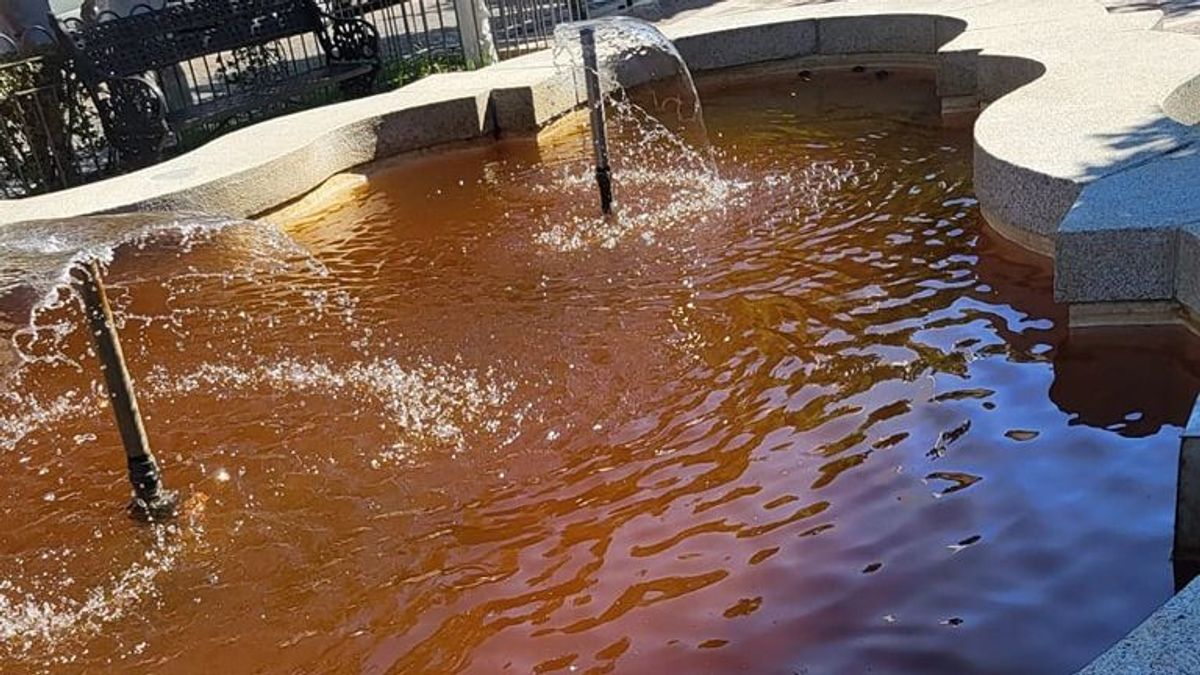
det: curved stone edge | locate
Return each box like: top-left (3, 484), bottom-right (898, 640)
top-left (0, 0), bottom-right (1175, 241)
top-left (1076, 576), bottom-right (1200, 675)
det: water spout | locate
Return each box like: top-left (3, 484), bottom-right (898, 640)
top-left (580, 26), bottom-right (613, 216)
top-left (72, 259), bottom-right (177, 522)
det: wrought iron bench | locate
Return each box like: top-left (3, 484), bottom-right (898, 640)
top-left (54, 0), bottom-right (380, 168)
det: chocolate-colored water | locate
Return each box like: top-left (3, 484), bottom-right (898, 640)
top-left (3, 71), bottom-right (1200, 674)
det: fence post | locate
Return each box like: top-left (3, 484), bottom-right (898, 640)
top-left (454, 0), bottom-right (498, 67)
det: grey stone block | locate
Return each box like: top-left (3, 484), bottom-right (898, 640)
top-left (1077, 576), bottom-right (1200, 674)
top-left (1175, 225), bottom-right (1200, 315)
top-left (490, 70), bottom-right (585, 133)
top-left (817, 15), bottom-right (937, 55)
top-left (136, 124), bottom-right (377, 218)
top-left (1054, 225), bottom-right (1178, 303)
top-left (491, 87), bottom-right (540, 132)
top-left (937, 49), bottom-right (978, 98)
top-left (973, 140), bottom-right (1081, 239)
top-left (975, 54), bottom-right (1047, 103)
top-left (1177, 395), bottom-right (1200, 564)
top-left (1165, 73), bottom-right (1200, 125)
top-left (934, 15), bottom-right (967, 48)
top-left (375, 97), bottom-right (489, 156)
top-left (673, 20), bottom-right (817, 72)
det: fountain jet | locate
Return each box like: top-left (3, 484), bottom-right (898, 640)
top-left (73, 259), bottom-right (177, 522)
top-left (580, 26), bottom-right (613, 215)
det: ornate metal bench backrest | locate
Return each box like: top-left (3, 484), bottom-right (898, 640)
top-left (55, 0), bottom-right (379, 167)
top-left (64, 0), bottom-right (327, 78)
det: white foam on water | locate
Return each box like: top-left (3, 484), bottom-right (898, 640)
top-left (144, 357), bottom-right (524, 459)
top-left (0, 388), bottom-right (95, 453)
top-left (0, 524), bottom-right (195, 665)
top-left (0, 213), bottom-right (309, 379)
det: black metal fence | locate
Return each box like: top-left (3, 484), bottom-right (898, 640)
top-left (489, 0), bottom-right (588, 59)
top-left (0, 0), bottom-right (607, 199)
top-left (0, 33), bottom-right (112, 199)
top-left (327, 0), bottom-right (465, 77)
top-left (326, 0), bottom-right (596, 66)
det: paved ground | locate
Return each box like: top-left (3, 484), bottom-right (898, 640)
top-left (642, 0), bottom-right (1200, 34)
top-left (1100, 0), bottom-right (1200, 33)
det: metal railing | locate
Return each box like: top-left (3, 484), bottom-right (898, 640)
top-left (327, 0), bottom-right (466, 75)
top-left (62, 0), bottom-right (469, 135)
top-left (0, 0), bottom-right (621, 199)
top-left (0, 30), bottom-right (113, 200)
top-left (488, 0), bottom-right (588, 59)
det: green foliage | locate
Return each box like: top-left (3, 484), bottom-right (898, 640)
top-left (174, 83), bottom-right (341, 152)
top-left (380, 52), bottom-right (466, 89)
top-left (0, 51), bottom-right (108, 197)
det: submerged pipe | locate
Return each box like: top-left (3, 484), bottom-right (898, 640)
top-left (580, 26), bottom-right (613, 215)
top-left (73, 260), bottom-right (177, 522)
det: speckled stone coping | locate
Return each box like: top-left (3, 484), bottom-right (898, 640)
top-left (1077, 575), bottom-right (1200, 675)
top-left (5, 2), bottom-right (1200, 669)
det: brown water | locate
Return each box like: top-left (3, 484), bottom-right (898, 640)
top-left (2, 70), bottom-right (1200, 674)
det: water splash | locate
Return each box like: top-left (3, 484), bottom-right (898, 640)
top-left (143, 357), bottom-right (524, 459)
top-left (0, 388), bottom-right (96, 453)
top-left (0, 500), bottom-right (207, 666)
top-left (0, 213), bottom-right (266, 318)
top-left (0, 213), bottom-right (310, 381)
top-left (538, 18), bottom-right (745, 251)
top-left (0, 210), bottom-right (530, 667)
top-left (552, 17), bottom-right (707, 142)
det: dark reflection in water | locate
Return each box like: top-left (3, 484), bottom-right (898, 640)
top-left (0, 70), bottom-right (1198, 674)
top-left (1053, 327), bottom-right (1200, 437)
top-left (970, 221), bottom-right (1200, 438)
